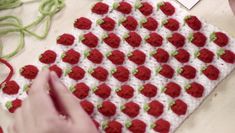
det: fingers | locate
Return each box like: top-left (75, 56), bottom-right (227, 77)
top-left (10, 69), bottom-right (98, 133)
top-left (229, 0), bottom-right (235, 14)
top-left (14, 109), bottom-right (25, 133)
top-left (49, 72), bottom-right (96, 130)
top-left (28, 69), bottom-right (58, 119)
top-left (8, 123), bottom-right (16, 133)
top-left (29, 68), bottom-right (50, 95)
top-left (49, 72), bottom-right (91, 123)
top-left (21, 100), bottom-right (35, 132)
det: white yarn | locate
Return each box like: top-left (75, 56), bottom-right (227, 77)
top-left (1, 0), bottom-right (235, 133)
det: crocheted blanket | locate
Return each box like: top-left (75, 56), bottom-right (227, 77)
top-left (1, 0), bottom-right (235, 132)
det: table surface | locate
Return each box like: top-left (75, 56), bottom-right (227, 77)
top-left (0, 0), bottom-right (235, 133)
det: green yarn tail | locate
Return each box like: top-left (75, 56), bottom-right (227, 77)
top-left (0, 0), bottom-right (65, 59)
top-left (0, 0), bottom-right (23, 10)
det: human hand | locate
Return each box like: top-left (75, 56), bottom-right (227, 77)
top-left (229, 0), bottom-right (235, 15)
top-left (8, 69), bottom-right (98, 133)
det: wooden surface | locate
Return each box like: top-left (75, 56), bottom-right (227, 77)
top-left (0, 0), bottom-right (235, 132)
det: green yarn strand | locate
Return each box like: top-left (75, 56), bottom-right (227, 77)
top-left (0, 0), bottom-right (23, 10)
top-left (24, 17), bottom-right (51, 39)
top-left (1, 32), bottom-right (25, 59)
top-left (0, 15), bottom-right (25, 59)
top-left (0, 0), bottom-right (65, 59)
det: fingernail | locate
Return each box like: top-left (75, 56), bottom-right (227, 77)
top-left (50, 71), bottom-right (59, 80)
top-left (42, 67), bottom-right (49, 71)
top-left (35, 68), bottom-right (49, 80)
top-left (41, 68), bottom-right (49, 75)
top-left (50, 71), bottom-right (68, 90)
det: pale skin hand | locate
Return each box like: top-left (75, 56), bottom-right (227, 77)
top-left (8, 69), bottom-right (98, 133)
top-left (229, 0), bottom-right (235, 15)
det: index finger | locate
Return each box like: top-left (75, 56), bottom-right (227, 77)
top-left (28, 69), bottom-right (58, 118)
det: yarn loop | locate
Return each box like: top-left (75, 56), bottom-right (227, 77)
top-left (0, 0), bottom-right (65, 59)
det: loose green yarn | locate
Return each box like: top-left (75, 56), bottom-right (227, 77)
top-left (0, 0), bottom-right (23, 10)
top-left (0, 0), bottom-right (65, 59)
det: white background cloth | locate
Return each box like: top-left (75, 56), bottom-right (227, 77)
top-left (0, 0), bottom-right (235, 133)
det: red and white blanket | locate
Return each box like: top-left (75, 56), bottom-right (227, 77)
top-left (1, 0), bottom-right (235, 132)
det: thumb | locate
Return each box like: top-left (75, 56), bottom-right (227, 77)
top-left (49, 72), bottom-right (90, 122)
top-left (229, 0), bottom-right (235, 15)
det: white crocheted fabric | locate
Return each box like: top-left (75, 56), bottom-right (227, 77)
top-left (1, 0), bottom-right (235, 133)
